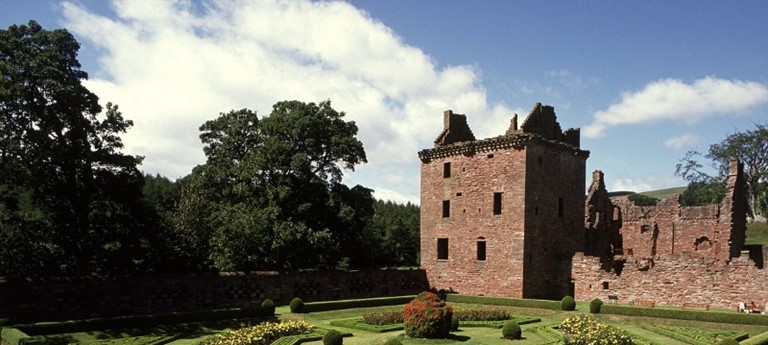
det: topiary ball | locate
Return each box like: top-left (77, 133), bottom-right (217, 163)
top-left (589, 298), bottom-right (603, 314)
top-left (717, 338), bottom-right (739, 345)
top-left (290, 297), bottom-right (305, 313)
top-left (322, 329), bottom-right (343, 345)
top-left (502, 320), bottom-right (522, 339)
top-left (561, 295), bottom-right (576, 311)
top-left (382, 337), bottom-right (403, 345)
top-left (403, 291), bottom-right (453, 339)
top-left (451, 317), bottom-right (459, 331)
top-left (261, 298), bottom-right (276, 314)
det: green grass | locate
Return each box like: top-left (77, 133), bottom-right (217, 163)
top-left (9, 299), bottom-right (768, 345)
top-left (746, 222), bottom-right (768, 245)
top-left (9, 318), bottom-right (271, 345)
top-left (639, 186), bottom-right (688, 200)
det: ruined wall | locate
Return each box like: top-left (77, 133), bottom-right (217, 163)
top-left (419, 103), bottom-right (588, 299)
top-left (572, 252), bottom-right (768, 310)
top-left (615, 159), bottom-right (746, 261)
top-left (0, 269), bottom-right (429, 323)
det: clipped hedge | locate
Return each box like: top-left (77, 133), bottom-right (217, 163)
top-left (301, 296), bottom-right (415, 313)
top-left (601, 304), bottom-right (768, 325)
top-left (561, 296), bottom-right (576, 311)
top-left (1, 328), bottom-right (30, 345)
top-left (329, 318), bottom-right (404, 333)
top-left (501, 321), bottom-right (521, 340)
top-left (742, 330), bottom-right (768, 345)
top-left (445, 294), bottom-right (561, 310)
top-left (8, 306), bottom-right (274, 336)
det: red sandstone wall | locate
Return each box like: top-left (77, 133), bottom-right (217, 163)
top-left (0, 269), bottom-right (428, 323)
top-left (617, 196), bottom-right (735, 261)
top-left (420, 147), bottom-right (528, 297)
top-left (522, 145), bottom-right (586, 299)
top-left (572, 252), bottom-right (768, 310)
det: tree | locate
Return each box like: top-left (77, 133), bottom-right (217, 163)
top-left (627, 193), bottom-right (659, 206)
top-left (676, 123), bottom-right (768, 219)
top-left (0, 21), bottom-right (146, 276)
top-left (187, 100), bottom-right (371, 271)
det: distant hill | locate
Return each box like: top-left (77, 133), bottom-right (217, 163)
top-left (608, 186), bottom-right (687, 201)
top-left (638, 186), bottom-right (688, 200)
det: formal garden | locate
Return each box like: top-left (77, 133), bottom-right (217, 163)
top-left (3, 293), bottom-right (768, 345)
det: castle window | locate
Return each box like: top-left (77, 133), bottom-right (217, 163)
top-left (456, 192), bottom-right (462, 196)
top-left (487, 154), bottom-right (494, 159)
top-left (602, 281), bottom-right (610, 290)
top-left (477, 237), bottom-right (486, 261)
top-left (493, 192), bottom-right (503, 215)
top-left (558, 197), bottom-right (564, 217)
top-left (443, 162), bottom-right (451, 178)
top-left (442, 200), bottom-right (450, 218)
top-left (437, 238), bottom-right (449, 260)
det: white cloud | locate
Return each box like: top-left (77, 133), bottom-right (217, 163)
top-left (610, 175), bottom-right (682, 193)
top-left (584, 77), bottom-right (768, 138)
top-left (611, 179), bottom-right (652, 193)
top-left (663, 133), bottom-right (698, 150)
top-left (60, 0), bottom-right (516, 200)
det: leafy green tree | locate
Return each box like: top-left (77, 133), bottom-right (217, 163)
top-left (366, 200), bottom-right (420, 267)
top-left (675, 123), bottom-right (768, 218)
top-left (679, 181), bottom-right (726, 206)
top-left (189, 101), bottom-right (371, 271)
top-left (0, 21), bottom-right (146, 276)
top-left (627, 193), bottom-right (659, 206)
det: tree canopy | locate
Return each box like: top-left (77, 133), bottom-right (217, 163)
top-left (0, 21), bottom-right (148, 276)
top-left (171, 101), bottom-right (380, 271)
top-left (675, 123), bottom-right (768, 218)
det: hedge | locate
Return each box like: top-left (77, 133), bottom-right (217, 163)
top-left (600, 304), bottom-right (768, 325)
top-left (742, 331), bottom-right (768, 345)
top-left (1, 328), bottom-right (30, 345)
top-left (445, 294), bottom-right (561, 310)
top-left (301, 296), bottom-right (415, 313)
top-left (6, 305), bottom-right (274, 336)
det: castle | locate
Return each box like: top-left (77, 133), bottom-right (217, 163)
top-left (419, 103), bottom-right (768, 309)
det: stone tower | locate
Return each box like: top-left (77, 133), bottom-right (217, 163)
top-left (418, 103), bottom-right (589, 299)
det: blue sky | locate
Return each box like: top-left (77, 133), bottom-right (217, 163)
top-left (3, 1), bottom-right (768, 204)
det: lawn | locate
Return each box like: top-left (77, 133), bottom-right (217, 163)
top-left (278, 303), bottom-right (768, 345)
top-left (9, 301), bottom-right (768, 345)
top-left (746, 221), bottom-right (768, 245)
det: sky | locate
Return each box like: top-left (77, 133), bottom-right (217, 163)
top-left (2, 0), bottom-right (768, 204)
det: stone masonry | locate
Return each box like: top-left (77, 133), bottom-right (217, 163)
top-left (419, 102), bottom-right (765, 309)
top-left (418, 103), bottom-right (588, 299)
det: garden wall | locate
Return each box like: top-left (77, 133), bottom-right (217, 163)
top-left (0, 269), bottom-right (429, 323)
top-left (572, 251), bottom-right (768, 310)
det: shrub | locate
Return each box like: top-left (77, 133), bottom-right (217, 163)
top-left (322, 329), bottom-right (343, 345)
top-left (261, 299), bottom-right (275, 314)
top-left (201, 320), bottom-right (312, 345)
top-left (718, 338), bottom-right (739, 345)
top-left (446, 294), bottom-right (561, 310)
top-left (589, 298), bottom-right (603, 314)
top-left (404, 291), bottom-right (453, 339)
top-left (560, 314), bottom-right (633, 345)
top-left (501, 320), bottom-right (522, 340)
top-left (454, 309), bottom-right (509, 321)
top-left (290, 297), bottom-right (305, 313)
top-left (363, 311), bottom-right (405, 325)
top-left (451, 318), bottom-right (459, 331)
top-left (561, 296), bottom-right (576, 311)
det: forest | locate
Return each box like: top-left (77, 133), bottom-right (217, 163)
top-left (0, 21), bottom-right (419, 278)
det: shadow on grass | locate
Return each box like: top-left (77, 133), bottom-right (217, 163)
top-left (36, 317), bottom-right (278, 344)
